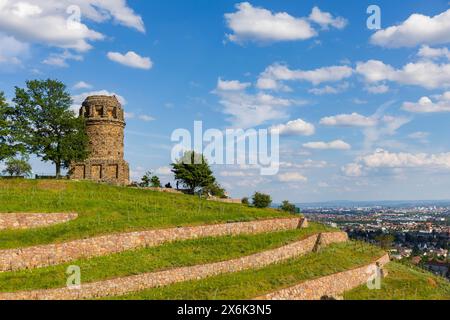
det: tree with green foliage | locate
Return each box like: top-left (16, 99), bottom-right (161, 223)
top-left (12, 79), bottom-right (89, 178)
top-left (280, 200), bottom-right (297, 214)
top-left (203, 182), bottom-right (227, 198)
top-left (241, 197), bottom-right (250, 206)
top-left (151, 175), bottom-right (162, 188)
top-left (171, 151), bottom-right (216, 194)
top-left (375, 234), bottom-right (395, 250)
top-left (140, 171), bottom-right (152, 187)
top-left (252, 192), bottom-right (272, 209)
top-left (0, 92), bottom-right (23, 161)
top-left (2, 156), bottom-right (32, 177)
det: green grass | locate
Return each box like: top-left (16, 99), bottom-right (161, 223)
top-left (108, 241), bottom-right (385, 300)
top-left (0, 223), bottom-right (334, 292)
top-left (344, 262), bottom-right (450, 300)
top-left (0, 179), bottom-right (289, 249)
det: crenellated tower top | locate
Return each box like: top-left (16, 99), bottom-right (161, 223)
top-left (79, 95), bottom-right (125, 123)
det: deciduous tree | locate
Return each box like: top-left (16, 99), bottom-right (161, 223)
top-left (0, 92), bottom-right (23, 160)
top-left (12, 79), bottom-right (89, 178)
top-left (2, 156), bottom-right (32, 177)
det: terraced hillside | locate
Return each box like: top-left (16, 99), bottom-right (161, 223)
top-left (0, 180), bottom-right (448, 300)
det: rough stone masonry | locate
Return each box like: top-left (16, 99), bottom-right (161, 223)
top-left (70, 95), bottom-right (130, 185)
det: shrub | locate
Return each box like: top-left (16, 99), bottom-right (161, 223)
top-left (203, 182), bottom-right (227, 198)
top-left (280, 200), bottom-right (297, 214)
top-left (252, 192), bottom-right (272, 209)
top-left (151, 176), bottom-right (162, 188)
top-left (140, 171), bottom-right (153, 187)
top-left (241, 197), bottom-right (250, 206)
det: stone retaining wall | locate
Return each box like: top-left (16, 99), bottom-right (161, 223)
top-left (144, 187), bottom-right (184, 194)
top-left (0, 213), bottom-right (78, 230)
top-left (0, 232), bottom-right (348, 300)
top-left (0, 217), bottom-right (307, 272)
top-left (207, 197), bottom-right (242, 204)
top-left (256, 254), bottom-right (390, 300)
top-left (317, 232), bottom-right (349, 246)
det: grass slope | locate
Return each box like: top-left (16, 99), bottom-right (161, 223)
top-left (109, 242), bottom-right (385, 300)
top-left (2, 179), bottom-right (447, 301)
top-left (0, 224), bottom-right (334, 292)
top-left (0, 180), bottom-right (288, 249)
top-left (345, 262), bottom-right (450, 300)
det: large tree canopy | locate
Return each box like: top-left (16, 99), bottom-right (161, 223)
top-left (12, 79), bottom-right (89, 178)
top-left (0, 91), bottom-right (22, 161)
top-left (171, 151), bottom-right (216, 194)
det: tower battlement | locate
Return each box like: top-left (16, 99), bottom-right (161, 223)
top-left (69, 95), bottom-right (130, 185)
top-left (80, 95), bottom-right (125, 122)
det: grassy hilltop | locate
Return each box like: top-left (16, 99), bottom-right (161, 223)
top-left (0, 179), bottom-right (448, 300)
top-left (0, 179), bottom-right (288, 249)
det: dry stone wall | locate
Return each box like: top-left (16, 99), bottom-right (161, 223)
top-left (0, 213), bottom-right (78, 230)
top-left (317, 232), bottom-right (349, 246)
top-left (0, 217), bottom-right (307, 272)
top-left (256, 254), bottom-right (390, 300)
top-left (207, 197), bottom-right (242, 204)
top-left (0, 231), bottom-right (348, 300)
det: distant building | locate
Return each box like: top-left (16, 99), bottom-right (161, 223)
top-left (70, 95), bottom-right (130, 185)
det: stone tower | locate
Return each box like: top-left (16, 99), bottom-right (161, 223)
top-left (70, 95), bottom-right (130, 185)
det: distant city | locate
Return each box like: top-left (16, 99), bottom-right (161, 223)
top-left (297, 200), bottom-right (450, 280)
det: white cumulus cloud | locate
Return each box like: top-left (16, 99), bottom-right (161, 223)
top-left (303, 140), bottom-right (351, 150)
top-left (257, 63), bottom-right (353, 90)
top-left (418, 45), bottom-right (450, 60)
top-left (343, 149), bottom-right (450, 177)
top-left (42, 50), bottom-right (83, 67)
top-left (309, 82), bottom-right (349, 95)
top-left (278, 172), bottom-right (308, 183)
top-left (356, 59), bottom-right (450, 89)
top-left (225, 2), bottom-right (317, 43)
top-left (73, 81), bottom-right (92, 90)
top-left (107, 51), bottom-right (153, 70)
top-left (215, 89), bottom-right (295, 128)
top-left (320, 113), bottom-right (377, 127)
top-left (403, 92), bottom-right (450, 113)
top-left (0, 33), bottom-right (29, 66)
top-left (361, 149), bottom-right (450, 169)
top-left (0, 0), bottom-right (145, 67)
top-left (270, 119), bottom-right (315, 136)
top-left (342, 163), bottom-right (364, 177)
top-left (217, 78), bottom-right (251, 91)
top-left (309, 6), bottom-right (347, 30)
top-left (371, 9), bottom-right (450, 48)
top-left (224, 3), bottom-right (347, 45)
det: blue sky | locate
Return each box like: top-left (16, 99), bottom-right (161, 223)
top-left (1, 0), bottom-right (450, 202)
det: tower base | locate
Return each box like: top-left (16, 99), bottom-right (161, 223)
top-left (70, 159), bottom-right (130, 186)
